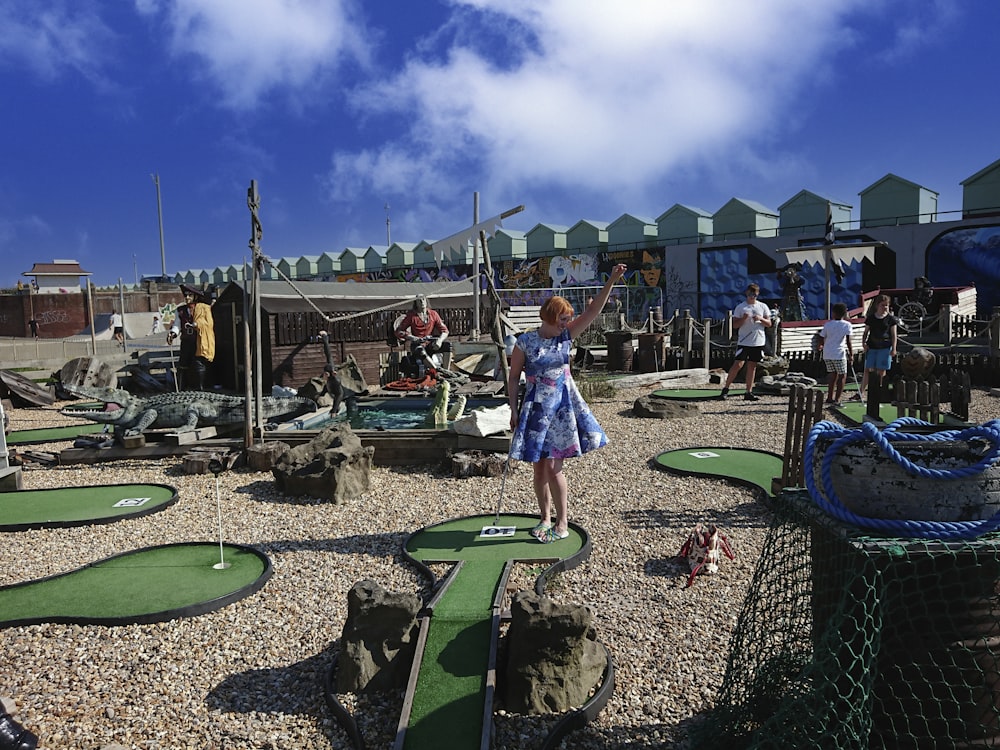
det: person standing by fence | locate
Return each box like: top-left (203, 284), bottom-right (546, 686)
top-left (720, 283), bottom-right (771, 402)
top-left (817, 301), bottom-right (854, 407)
top-left (852, 293), bottom-right (899, 402)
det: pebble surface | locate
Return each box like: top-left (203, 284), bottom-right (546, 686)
top-left (2, 387), bottom-right (997, 749)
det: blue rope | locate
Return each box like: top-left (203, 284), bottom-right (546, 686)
top-left (803, 417), bottom-right (1000, 539)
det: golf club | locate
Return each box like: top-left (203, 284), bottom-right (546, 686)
top-left (479, 445), bottom-right (517, 538)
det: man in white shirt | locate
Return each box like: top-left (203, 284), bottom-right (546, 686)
top-left (720, 283), bottom-right (771, 402)
top-left (109, 310), bottom-right (124, 348)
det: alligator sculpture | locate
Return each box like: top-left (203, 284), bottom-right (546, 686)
top-left (61, 385), bottom-right (316, 439)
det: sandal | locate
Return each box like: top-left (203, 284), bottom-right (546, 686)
top-left (530, 521), bottom-right (552, 540)
top-left (537, 527), bottom-right (570, 544)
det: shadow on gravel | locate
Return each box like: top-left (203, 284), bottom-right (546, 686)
top-left (623, 505), bottom-right (771, 532)
top-left (207, 649), bottom-right (350, 746)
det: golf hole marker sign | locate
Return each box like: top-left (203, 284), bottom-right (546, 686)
top-left (113, 497), bottom-right (152, 508)
top-left (688, 451), bottom-right (720, 459)
top-left (479, 525), bottom-right (516, 537)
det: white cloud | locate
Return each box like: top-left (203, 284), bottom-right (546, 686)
top-left (326, 0), bottom-right (875, 221)
top-left (141, 0), bottom-right (372, 109)
top-left (0, 1), bottom-right (116, 86)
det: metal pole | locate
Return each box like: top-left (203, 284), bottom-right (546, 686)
top-left (472, 192), bottom-right (481, 341)
top-left (824, 246), bottom-right (832, 319)
top-left (152, 173), bottom-right (167, 278)
top-left (118, 279), bottom-right (127, 353)
top-left (86, 279), bottom-right (97, 355)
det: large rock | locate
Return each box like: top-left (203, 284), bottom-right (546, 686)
top-left (632, 395), bottom-right (698, 419)
top-left (503, 591), bottom-right (606, 714)
top-left (336, 579), bottom-right (421, 693)
top-left (900, 346), bottom-right (936, 380)
top-left (296, 354), bottom-right (370, 408)
top-left (756, 371), bottom-right (818, 396)
top-left (271, 423), bottom-right (373, 502)
top-left (296, 376), bottom-right (333, 408)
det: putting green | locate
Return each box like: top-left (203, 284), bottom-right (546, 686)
top-left (6, 423), bottom-right (107, 445)
top-left (653, 447), bottom-right (783, 498)
top-left (0, 483), bottom-right (179, 531)
top-left (0, 542), bottom-right (272, 627)
top-left (834, 401), bottom-right (970, 427)
top-left (400, 514), bottom-right (590, 750)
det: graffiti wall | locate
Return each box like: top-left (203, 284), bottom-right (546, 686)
top-left (493, 248), bottom-right (666, 321)
top-left (926, 223), bottom-right (1000, 317)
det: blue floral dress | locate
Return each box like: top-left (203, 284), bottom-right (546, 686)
top-left (510, 329), bottom-right (608, 462)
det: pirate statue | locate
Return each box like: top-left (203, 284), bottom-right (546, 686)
top-left (777, 262), bottom-right (807, 322)
top-left (167, 285), bottom-right (215, 390)
top-left (394, 295), bottom-right (452, 378)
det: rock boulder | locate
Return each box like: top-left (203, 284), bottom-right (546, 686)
top-left (502, 591), bottom-right (606, 714)
top-left (271, 424), bottom-right (373, 502)
top-left (336, 579), bottom-right (421, 693)
top-left (632, 395), bottom-right (698, 419)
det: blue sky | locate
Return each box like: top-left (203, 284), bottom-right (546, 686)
top-left (2, 0), bottom-right (998, 289)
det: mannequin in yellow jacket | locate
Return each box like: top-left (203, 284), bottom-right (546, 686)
top-left (167, 286), bottom-right (216, 390)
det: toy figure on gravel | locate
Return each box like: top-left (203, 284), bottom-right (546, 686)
top-left (678, 523), bottom-right (734, 587)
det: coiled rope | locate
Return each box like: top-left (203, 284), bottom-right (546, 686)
top-left (804, 417), bottom-right (1000, 539)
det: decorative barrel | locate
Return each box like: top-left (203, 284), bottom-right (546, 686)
top-left (808, 431), bottom-right (1000, 746)
top-left (604, 332), bottom-right (634, 372)
top-left (637, 333), bottom-right (665, 373)
top-left (810, 433), bottom-right (1000, 522)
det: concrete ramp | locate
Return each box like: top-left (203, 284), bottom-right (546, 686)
top-left (68, 312), bottom-right (163, 341)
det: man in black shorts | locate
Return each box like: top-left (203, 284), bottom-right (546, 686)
top-left (720, 283), bottom-right (771, 402)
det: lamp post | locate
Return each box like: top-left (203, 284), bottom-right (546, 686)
top-left (151, 173), bottom-right (167, 278)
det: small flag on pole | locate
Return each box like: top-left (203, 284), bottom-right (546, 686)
top-left (825, 203), bottom-right (836, 245)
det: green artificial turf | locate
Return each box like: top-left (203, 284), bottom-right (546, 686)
top-left (834, 400), bottom-right (968, 427)
top-left (653, 447), bottom-right (783, 498)
top-left (0, 483), bottom-right (178, 530)
top-left (401, 515), bottom-right (586, 750)
top-left (0, 543), bottom-right (269, 626)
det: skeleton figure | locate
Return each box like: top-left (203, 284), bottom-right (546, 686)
top-left (678, 523), bottom-right (735, 587)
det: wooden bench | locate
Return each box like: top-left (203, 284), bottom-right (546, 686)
top-left (502, 305), bottom-right (541, 334)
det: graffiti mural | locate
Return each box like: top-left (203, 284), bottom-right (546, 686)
top-left (493, 248), bottom-right (666, 322)
top-left (699, 246), bottom-right (863, 321)
top-left (926, 223), bottom-right (1000, 317)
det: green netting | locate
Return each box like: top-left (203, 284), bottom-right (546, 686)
top-left (694, 489), bottom-right (1000, 750)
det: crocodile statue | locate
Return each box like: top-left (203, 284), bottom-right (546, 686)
top-left (61, 385), bottom-right (316, 439)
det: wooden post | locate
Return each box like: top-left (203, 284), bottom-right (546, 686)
top-left (941, 303), bottom-right (952, 344)
top-left (867, 370), bottom-right (883, 421)
top-left (990, 308), bottom-right (1000, 359)
top-left (702, 318), bottom-right (711, 369)
top-left (781, 385), bottom-right (824, 490)
top-left (683, 309), bottom-right (693, 369)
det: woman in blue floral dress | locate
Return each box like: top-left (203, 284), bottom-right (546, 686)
top-left (507, 263), bottom-right (628, 543)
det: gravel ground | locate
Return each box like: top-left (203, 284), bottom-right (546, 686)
top-left (1, 386), bottom-right (997, 749)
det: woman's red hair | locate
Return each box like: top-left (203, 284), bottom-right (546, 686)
top-left (540, 295), bottom-right (574, 324)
